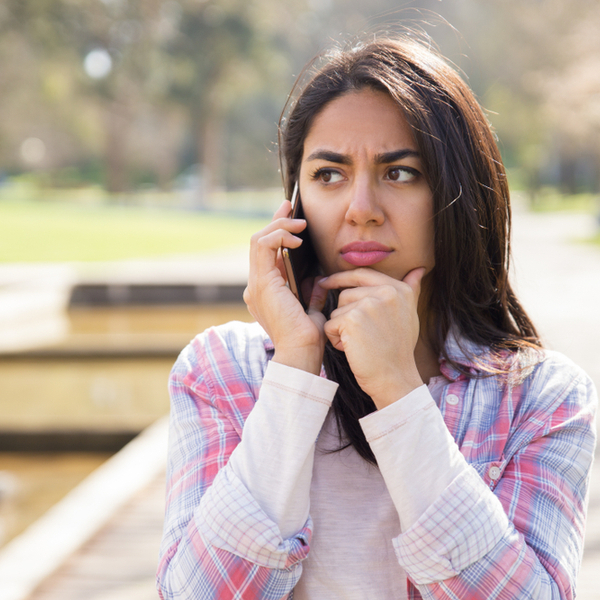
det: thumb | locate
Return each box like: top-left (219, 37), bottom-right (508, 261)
top-left (307, 277), bottom-right (328, 315)
top-left (273, 199), bottom-right (293, 221)
top-left (307, 277), bottom-right (328, 333)
top-left (402, 267), bottom-right (426, 298)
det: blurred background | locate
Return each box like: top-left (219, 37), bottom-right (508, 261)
top-left (0, 0), bottom-right (599, 598)
top-left (1, 0), bottom-right (600, 210)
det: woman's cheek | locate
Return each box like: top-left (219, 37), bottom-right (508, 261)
top-left (311, 235), bottom-right (335, 276)
top-left (303, 208), bottom-right (336, 275)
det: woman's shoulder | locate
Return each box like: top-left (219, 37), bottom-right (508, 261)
top-left (172, 320), bottom-right (273, 391)
top-left (494, 348), bottom-right (598, 433)
top-left (447, 329), bottom-right (594, 400)
top-left (522, 347), bottom-right (588, 387)
top-left (447, 330), bottom-right (596, 416)
top-left (190, 320), bottom-right (272, 358)
top-left (526, 348), bottom-right (597, 406)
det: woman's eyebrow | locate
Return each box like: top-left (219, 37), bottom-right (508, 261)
top-left (375, 149), bottom-right (420, 164)
top-left (304, 150), bottom-right (351, 164)
top-left (304, 148), bottom-right (420, 164)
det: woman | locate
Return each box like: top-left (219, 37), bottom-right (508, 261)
top-left (157, 36), bottom-right (596, 600)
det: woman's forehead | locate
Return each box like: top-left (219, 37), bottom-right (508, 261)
top-left (302, 89), bottom-right (418, 160)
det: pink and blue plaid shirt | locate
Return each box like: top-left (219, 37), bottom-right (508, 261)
top-left (157, 321), bottom-right (596, 600)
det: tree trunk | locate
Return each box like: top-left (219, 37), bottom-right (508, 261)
top-left (194, 100), bottom-right (225, 195)
top-left (105, 101), bottom-right (130, 194)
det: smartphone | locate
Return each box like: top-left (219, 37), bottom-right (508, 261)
top-left (282, 182), bottom-right (319, 311)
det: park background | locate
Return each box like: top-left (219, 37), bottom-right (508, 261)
top-left (1, 0), bottom-right (600, 225)
top-left (0, 0), bottom-right (599, 599)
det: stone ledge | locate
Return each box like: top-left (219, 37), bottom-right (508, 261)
top-left (0, 417), bottom-right (168, 600)
top-left (0, 429), bottom-right (140, 453)
top-left (70, 282), bottom-right (246, 306)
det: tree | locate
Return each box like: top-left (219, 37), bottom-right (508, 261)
top-left (483, 0), bottom-right (600, 196)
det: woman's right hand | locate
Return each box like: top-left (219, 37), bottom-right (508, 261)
top-left (243, 200), bottom-right (328, 375)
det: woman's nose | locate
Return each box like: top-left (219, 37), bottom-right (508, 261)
top-left (344, 181), bottom-right (385, 226)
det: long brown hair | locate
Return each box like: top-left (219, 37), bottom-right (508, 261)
top-left (278, 35), bottom-right (541, 464)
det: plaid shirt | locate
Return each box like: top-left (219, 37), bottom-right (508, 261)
top-left (157, 321), bottom-right (596, 600)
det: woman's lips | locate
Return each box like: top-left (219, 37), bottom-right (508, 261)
top-left (340, 241), bottom-right (393, 267)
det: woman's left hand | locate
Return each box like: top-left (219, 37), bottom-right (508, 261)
top-left (320, 267), bottom-right (426, 409)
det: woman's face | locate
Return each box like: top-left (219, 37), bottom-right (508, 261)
top-left (298, 89), bottom-right (435, 281)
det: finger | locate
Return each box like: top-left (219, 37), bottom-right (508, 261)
top-left (251, 218), bottom-right (307, 249)
top-left (319, 267), bottom-right (395, 290)
top-left (306, 279), bottom-right (328, 333)
top-left (335, 284), bottom-right (385, 307)
top-left (307, 277), bottom-right (328, 314)
top-left (252, 230), bottom-right (303, 273)
top-left (273, 200), bottom-right (293, 220)
top-left (402, 267), bottom-right (426, 298)
top-left (251, 203), bottom-right (307, 261)
top-left (249, 228), bottom-right (303, 283)
top-left (328, 301), bottom-right (356, 321)
top-left (249, 219), bottom-right (304, 264)
top-left (249, 196), bottom-right (304, 278)
top-left (275, 248), bottom-right (286, 280)
top-left (329, 289), bottom-right (388, 324)
top-left (257, 228), bottom-right (304, 253)
top-left (323, 318), bottom-right (345, 352)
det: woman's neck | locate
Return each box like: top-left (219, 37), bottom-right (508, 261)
top-left (414, 335), bottom-right (441, 384)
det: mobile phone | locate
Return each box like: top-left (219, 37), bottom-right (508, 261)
top-left (282, 182), bottom-right (319, 311)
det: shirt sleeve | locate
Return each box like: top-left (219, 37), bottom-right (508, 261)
top-left (362, 365), bottom-right (597, 600)
top-left (359, 385), bottom-right (473, 529)
top-left (228, 360), bottom-right (338, 539)
top-left (156, 328), bottom-right (337, 600)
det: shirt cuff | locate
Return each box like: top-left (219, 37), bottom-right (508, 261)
top-left (392, 467), bottom-right (510, 585)
top-left (360, 384), bottom-right (433, 441)
top-left (264, 360), bottom-right (339, 403)
top-left (198, 463), bottom-right (313, 570)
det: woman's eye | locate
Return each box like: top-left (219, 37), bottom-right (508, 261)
top-left (316, 169), bottom-right (343, 183)
top-left (387, 167), bottom-right (416, 182)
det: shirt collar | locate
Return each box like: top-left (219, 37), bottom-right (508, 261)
top-left (440, 327), bottom-right (491, 380)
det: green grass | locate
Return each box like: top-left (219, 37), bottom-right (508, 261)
top-left (588, 233), bottom-right (600, 246)
top-left (0, 199), bottom-right (271, 262)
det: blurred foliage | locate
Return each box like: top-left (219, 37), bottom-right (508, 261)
top-left (527, 190), bottom-right (599, 214)
top-left (0, 0), bottom-right (598, 198)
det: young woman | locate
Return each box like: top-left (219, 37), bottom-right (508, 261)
top-left (157, 36), bottom-right (597, 600)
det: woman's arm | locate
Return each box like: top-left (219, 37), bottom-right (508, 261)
top-left (157, 199), bottom-right (335, 599)
top-left (320, 265), bottom-right (596, 597)
top-left (156, 326), bottom-right (337, 600)
top-left (228, 360), bottom-right (338, 539)
top-left (362, 358), bottom-right (597, 599)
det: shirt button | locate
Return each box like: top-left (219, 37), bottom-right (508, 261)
top-left (488, 466), bottom-right (501, 480)
top-left (446, 394), bottom-right (459, 405)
